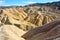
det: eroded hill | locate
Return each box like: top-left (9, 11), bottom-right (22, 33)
top-left (0, 6), bottom-right (58, 31)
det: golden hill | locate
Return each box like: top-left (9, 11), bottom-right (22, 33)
top-left (0, 7), bottom-right (57, 31)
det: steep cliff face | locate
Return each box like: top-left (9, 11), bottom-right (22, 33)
top-left (0, 7), bottom-right (57, 31)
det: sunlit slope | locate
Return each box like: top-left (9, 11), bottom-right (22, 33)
top-left (0, 25), bottom-right (26, 40)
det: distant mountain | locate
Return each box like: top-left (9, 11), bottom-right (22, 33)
top-left (0, 1), bottom-right (60, 8)
top-left (25, 1), bottom-right (60, 7)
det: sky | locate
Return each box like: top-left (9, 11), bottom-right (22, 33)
top-left (0, 0), bottom-right (60, 6)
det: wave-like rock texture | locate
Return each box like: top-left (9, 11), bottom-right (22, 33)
top-left (22, 20), bottom-right (60, 40)
top-left (0, 7), bottom-right (57, 31)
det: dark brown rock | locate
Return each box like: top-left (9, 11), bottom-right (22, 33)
top-left (22, 20), bottom-right (60, 40)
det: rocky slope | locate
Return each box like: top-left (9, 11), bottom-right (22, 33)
top-left (22, 20), bottom-right (60, 40)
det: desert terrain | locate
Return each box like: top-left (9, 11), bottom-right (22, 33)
top-left (0, 1), bottom-right (60, 40)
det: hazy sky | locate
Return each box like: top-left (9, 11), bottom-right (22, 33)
top-left (0, 0), bottom-right (60, 6)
